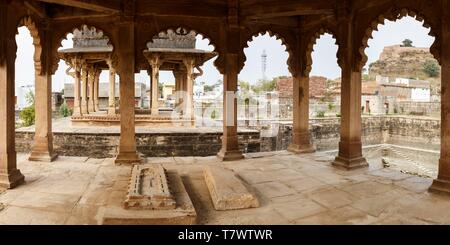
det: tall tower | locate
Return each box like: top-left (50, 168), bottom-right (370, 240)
top-left (261, 49), bottom-right (267, 80)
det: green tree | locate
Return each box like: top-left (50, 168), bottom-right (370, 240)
top-left (251, 79), bottom-right (276, 93)
top-left (19, 90), bottom-right (35, 127)
top-left (239, 81), bottom-right (250, 92)
top-left (59, 101), bottom-right (72, 117)
top-left (204, 84), bottom-right (215, 92)
top-left (402, 39), bottom-right (413, 47)
top-left (423, 59), bottom-right (440, 77)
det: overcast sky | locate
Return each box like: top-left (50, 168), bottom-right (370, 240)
top-left (14, 16), bottom-right (435, 93)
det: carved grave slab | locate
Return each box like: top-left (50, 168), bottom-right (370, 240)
top-left (124, 164), bottom-right (176, 210)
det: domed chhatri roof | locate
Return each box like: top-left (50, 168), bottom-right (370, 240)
top-left (147, 28), bottom-right (196, 50)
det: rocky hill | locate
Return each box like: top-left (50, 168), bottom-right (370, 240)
top-left (368, 45), bottom-right (441, 93)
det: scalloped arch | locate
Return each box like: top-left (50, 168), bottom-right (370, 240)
top-left (142, 26), bottom-right (220, 72)
top-left (16, 16), bottom-right (43, 75)
top-left (358, 8), bottom-right (440, 70)
top-left (304, 28), bottom-right (339, 77)
top-left (241, 30), bottom-right (293, 75)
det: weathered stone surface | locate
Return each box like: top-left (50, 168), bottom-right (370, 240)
top-left (124, 164), bottom-right (176, 210)
top-left (16, 130), bottom-right (260, 158)
top-left (102, 170), bottom-right (196, 225)
top-left (203, 166), bottom-right (259, 211)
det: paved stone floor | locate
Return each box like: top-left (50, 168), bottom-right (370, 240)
top-left (1, 151), bottom-right (450, 224)
top-left (17, 116), bottom-right (256, 134)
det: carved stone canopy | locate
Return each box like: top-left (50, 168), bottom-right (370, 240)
top-left (147, 28), bottom-right (196, 50)
top-left (72, 25), bottom-right (110, 48)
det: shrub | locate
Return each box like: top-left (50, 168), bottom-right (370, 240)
top-left (19, 106), bottom-right (35, 127)
top-left (328, 102), bottom-right (335, 111)
top-left (336, 113), bottom-right (341, 118)
top-left (211, 110), bottom-right (217, 119)
top-left (316, 111), bottom-right (325, 118)
top-left (423, 59), bottom-right (440, 77)
top-left (59, 101), bottom-right (72, 117)
top-left (19, 90), bottom-right (35, 127)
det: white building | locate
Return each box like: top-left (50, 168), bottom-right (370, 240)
top-left (16, 84), bottom-right (34, 110)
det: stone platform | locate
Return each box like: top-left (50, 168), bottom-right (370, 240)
top-left (15, 117), bottom-right (261, 158)
top-left (71, 113), bottom-right (195, 127)
top-left (101, 169), bottom-right (196, 225)
top-left (2, 151), bottom-right (450, 224)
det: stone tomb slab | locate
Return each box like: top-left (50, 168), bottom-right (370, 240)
top-left (124, 164), bottom-right (176, 210)
top-left (101, 165), bottom-right (196, 225)
top-left (204, 166), bottom-right (259, 211)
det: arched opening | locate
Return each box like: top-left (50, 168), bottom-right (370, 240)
top-left (308, 33), bottom-right (340, 152)
top-left (15, 26), bottom-right (36, 129)
top-left (142, 28), bottom-right (220, 130)
top-left (239, 32), bottom-right (290, 152)
top-left (362, 15), bottom-right (439, 177)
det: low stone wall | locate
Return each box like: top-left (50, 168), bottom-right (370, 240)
top-left (16, 115), bottom-right (441, 158)
top-left (260, 116), bottom-right (440, 152)
top-left (16, 131), bottom-right (260, 158)
top-left (397, 101), bottom-right (440, 116)
top-left (384, 117), bottom-right (441, 151)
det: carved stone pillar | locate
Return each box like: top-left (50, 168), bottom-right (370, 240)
top-left (114, 21), bottom-right (141, 165)
top-left (0, 4), bottom-right (25, 188)
top-left (81, 62), bottom-right (89, 114)
top-left (332, 16), bottom-right (368, 170)
top-left (88, 66), bottom-right (95, 113)
top-left (183, 58), bottom-right (195, 119)
top-left (108, 67), bottom-right (116, 115)
top-left (94, 69), bottom-right (100, 112)
top-left (29, 31), bottom-right (57, 162)
top-left (173, 69), bottom-right (182, 113)
top-left (430, 4), bottom-right (450, 194)
top-left (71, 59), bottom-right (82, 116)
top-left (288, 75), bottom-right (315, 153)
top-left (148, 56), bottom-right (161, 115)
top-left (217, 53), bottom-right (244, 161)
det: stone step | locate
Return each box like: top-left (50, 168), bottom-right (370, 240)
top-left (203, 165), bottom-right (259, 211)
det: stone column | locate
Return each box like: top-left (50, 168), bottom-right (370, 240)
top-left (183, 58), bottom-right (195, 119)
top-left (149, 56), bottom-right (161, 115)
top-left (81, 63), bottom-right (89, 114)
top-left (0, 4), bottom-right (25, 188)
top-left (430, 4), bottom-right (450, 194)
top-left (94, 69), bottom-right (100, 112)
top-left (217, 53), bottom-right (244, 161)
top-left (332, 16), bottom-right (368, 170)
top-left (288, 75), bottom-right (315, 153)
top-left (179, 69), bottom-right (187, 114)
top-left (29, 32), bottom-right (57, 162)
top-left (71, 59), bottom-right (82, 116)
top-left (173, 69), bottom-right (182, 112)
top-left (108, 67), bottom-right (116, 115)
top-left (88, 66), bottom-right (95, 113)
top-left (114, 21), bottom-right (141, 165)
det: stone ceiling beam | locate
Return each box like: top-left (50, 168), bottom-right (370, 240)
top-left (24, 0), bottom-right (47, 19)
top-left (135, 1), bottom-right (227, 18)
top-left (35, 0), bottom-right (121, 14)
top-left (241, 0), bottom-right (334, 20)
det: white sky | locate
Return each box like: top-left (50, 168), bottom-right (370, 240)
top-left (14, 16), bottom-right (435, 93)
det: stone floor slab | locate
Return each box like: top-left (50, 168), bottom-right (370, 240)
top-left (253, 182), bottom-right (296, 199)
